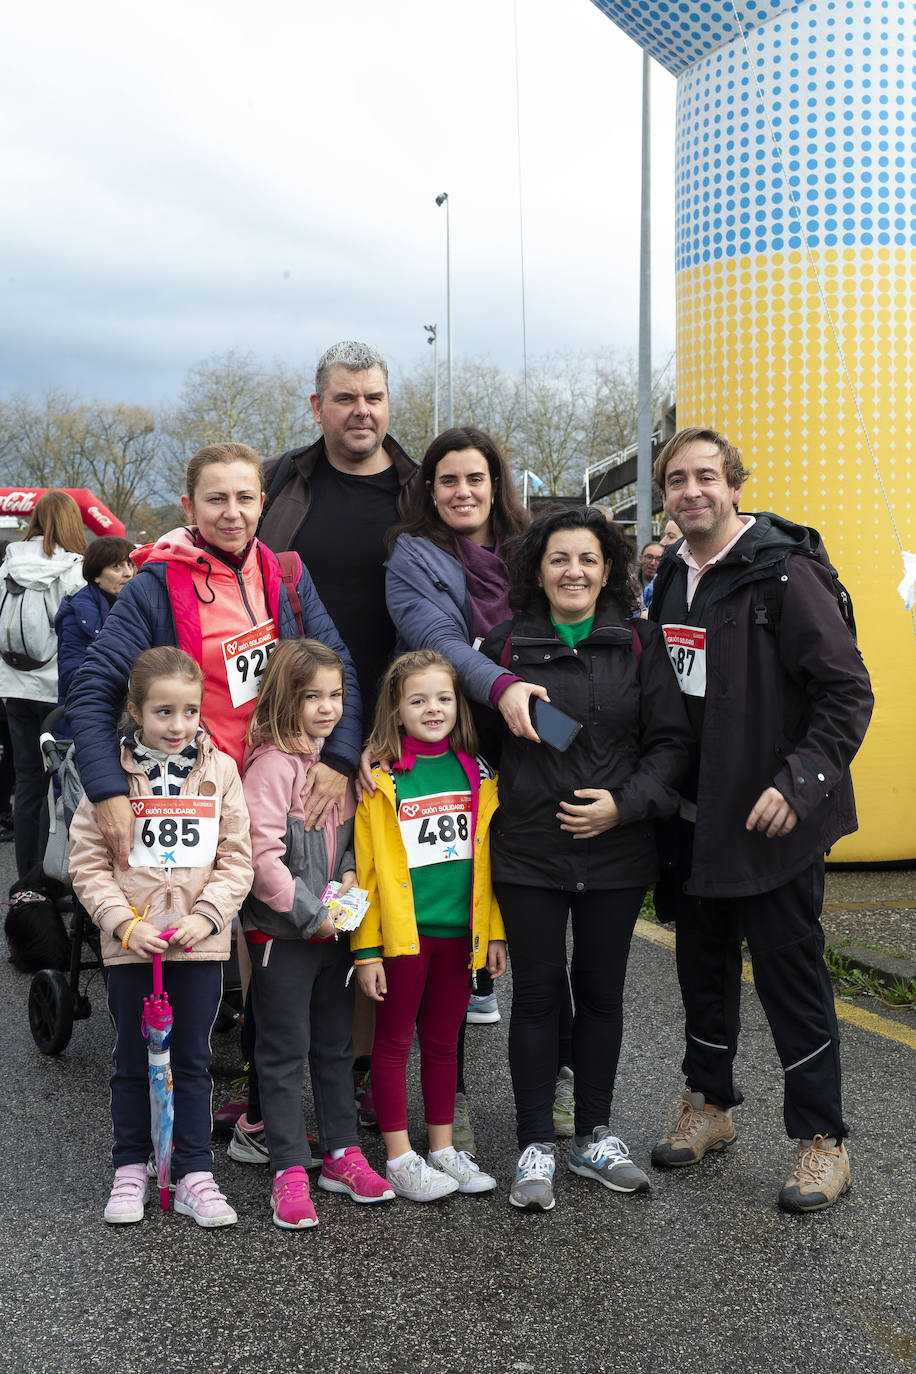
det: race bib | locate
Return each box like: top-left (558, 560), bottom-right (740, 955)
top-left (398, 792), bottom-right (472, 869)
top-left (128, 796), bottom-right (220, 869)
top-left (663, 625), bottom-right (707, 698)
top-left (222, 621), bottom-right (279, 707)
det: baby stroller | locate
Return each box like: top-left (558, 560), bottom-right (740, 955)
top-left (27, 707), bottom-right (243, 1055)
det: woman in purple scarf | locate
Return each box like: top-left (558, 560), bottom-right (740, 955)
top-left (384, 427), bottom-right (546, 743)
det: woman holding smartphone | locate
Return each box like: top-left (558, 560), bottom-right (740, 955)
top-left (481, 507), bottom-right (691, 1213)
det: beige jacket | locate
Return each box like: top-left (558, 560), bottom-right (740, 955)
top-left (69, 734), bottom-right (253, 967)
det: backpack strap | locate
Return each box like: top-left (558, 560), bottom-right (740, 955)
top-left (629, 621), bottom-right (643, 662)
top-left (276, 550), bottom-right (304, 634)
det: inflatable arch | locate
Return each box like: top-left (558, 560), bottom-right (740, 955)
top-left (591, 0), bottom-right (916, 861)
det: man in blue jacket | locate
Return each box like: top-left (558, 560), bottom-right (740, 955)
top-left (648, 426), bottom-right (873, 1213)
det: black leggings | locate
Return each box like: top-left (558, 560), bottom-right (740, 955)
top-left (496, 883), bottom-right (644, 1148)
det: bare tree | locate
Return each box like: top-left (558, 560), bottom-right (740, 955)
top-left (161, 350), bottom-right (315, 496)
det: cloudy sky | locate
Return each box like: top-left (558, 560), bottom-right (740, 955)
top-left (1, 0), bottom-right (676, 408)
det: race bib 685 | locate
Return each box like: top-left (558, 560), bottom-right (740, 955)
top-left (128, 796), bottom-right (220, 868)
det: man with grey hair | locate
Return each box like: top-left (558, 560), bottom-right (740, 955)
top-left (259, 341), bottom-right (417, 729)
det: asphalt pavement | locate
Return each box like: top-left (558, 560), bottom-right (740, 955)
top-left (2, 838), bottom-right (914, 1374)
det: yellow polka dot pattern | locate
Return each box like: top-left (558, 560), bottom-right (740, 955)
top-left (677, 246), bottom-right (916, 861)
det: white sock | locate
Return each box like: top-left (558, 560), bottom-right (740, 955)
top-left (329, 1148), bottom-right (347, 1160)
top-left (387, 1150), bottom-right (415, 1170)
top-left (429, 1146), bottom-right (453, 1161)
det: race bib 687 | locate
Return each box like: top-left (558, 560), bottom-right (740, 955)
top-left (662, 624), bottom-right (707, 698)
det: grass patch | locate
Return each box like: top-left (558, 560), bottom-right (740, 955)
top-left (824, 945), bottom-right (916, 1010)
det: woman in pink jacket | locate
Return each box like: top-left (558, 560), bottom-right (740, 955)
top-left (69, 647), bottom-right (253, 1229)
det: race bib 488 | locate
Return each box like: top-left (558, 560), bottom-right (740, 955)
top-left (397, 792), bottom-right (472, 869)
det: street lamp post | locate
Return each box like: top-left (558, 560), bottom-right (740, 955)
top-left (424, 323), bottom-right (439, 436)
top-left (435, 192), bottom-right (453, 428)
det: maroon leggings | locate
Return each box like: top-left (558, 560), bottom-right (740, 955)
top-left (371, 935), bottom-right (470, 1132)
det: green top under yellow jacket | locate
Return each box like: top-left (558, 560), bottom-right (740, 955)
top-left (353, 762), bottom-right (505, 971)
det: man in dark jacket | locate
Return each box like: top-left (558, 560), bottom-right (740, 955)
top-left (648, 426), bottom-right (873, 1213)
top-left (258, 341), bottom-right (417, 722)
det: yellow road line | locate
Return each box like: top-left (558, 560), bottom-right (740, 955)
top-left (634, 918), bottom-right (916, 1051)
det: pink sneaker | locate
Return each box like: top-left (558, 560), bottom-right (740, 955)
top-left (318, 1147), bottom-right (395, 1203)
top-left (272, 1166), bottom-right (318, 1229)
top-left (174, 1171), bottom-right (238, 1228)
top-left (104, 1164), bottom-right (149, 1224)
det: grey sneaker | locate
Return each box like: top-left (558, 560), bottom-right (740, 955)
top-left (227, 1115), bottom-right (270, 1165)
top-left (466, 992), bottom-right (500, 1024)
top-left (569, 1127), bottom-right (650, 1193)
top-left (651, 1090), bottom-right (736, 1168)
top-left (552, 1067), bottom-right (575, 1138)
top-left (386, 1151), bottom-right (459, 1203)
top-left (452, 1092), bottom-right (477, 1154)
top-left (428, 1145), bottom-right (497, 1194)
top-left (509, 1143), bottom-right (556, 1212)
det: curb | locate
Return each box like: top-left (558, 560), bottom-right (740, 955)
top-left (833, 944), bottom-right (916, 989)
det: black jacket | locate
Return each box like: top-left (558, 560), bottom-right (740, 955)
top-left (481, 605), bottom-right (691, 891)
top-left (258, 434), bottom-right (417, 550)
top-left (649, 513), bottom-right (874, 899)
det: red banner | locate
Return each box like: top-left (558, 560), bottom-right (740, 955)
top-left (0, 488), bottom-right (126, 537)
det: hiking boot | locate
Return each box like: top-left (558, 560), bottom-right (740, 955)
top-left (569, 1127), bottom-right (650, 1194)
top-left (227, 1114), bottom-right (270, 1165)
top-left (174, 1172), bottom-right (238, 1228)
top-left (651, 1090), bottom-right (736, 1168)
top-left (427, 1146), bottom-right (497, 1194)
top-left (104, 1164), bottom-right (149, 1224)
top-left (452, 1092), bottom-right (477, 1154)
top-left (386, 1151), bottom-right (459, 1202)
top-left (509, 1143), bottom-right (556, 1212)
top-left (467, 991), bottom-right (501, 1024)
top-left (552, 1067), bottom-right (575, 1138)
top-left (271, 1166), bottom-right (318, 1228)
top-left (778, 1136), bottom-right (851, 1213)
top-left (354, 1069), bottom-right (379, 1129)
top-left (318, 1148), bottom-right (394, 1203)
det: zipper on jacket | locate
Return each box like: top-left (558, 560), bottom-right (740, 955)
top-left (234, 568), bottom-right (260, 627)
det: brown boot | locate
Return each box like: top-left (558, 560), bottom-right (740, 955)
top-left (651, 1090), bottom-right (736, 1167)
top-left (778, 1136), bottom-right (850, 1213)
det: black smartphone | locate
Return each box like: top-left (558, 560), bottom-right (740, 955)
top-left (531, 698), bottom-right (583, 752)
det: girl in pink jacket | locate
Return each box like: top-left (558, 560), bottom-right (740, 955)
top-left (241, 639), bottom-right (393, 1230)
top-left (69, 647), bottom-right (253, 1229)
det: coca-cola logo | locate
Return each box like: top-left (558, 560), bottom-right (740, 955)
top-left (0, 491), bottom-right (38, 514)
top-left (87, 505), bottom-right (113, 528)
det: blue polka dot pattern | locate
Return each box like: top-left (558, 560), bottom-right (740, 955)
top-left (588, 0), bottom-right (799, 75)
top-left (669, 0), bottom-right (916, 268)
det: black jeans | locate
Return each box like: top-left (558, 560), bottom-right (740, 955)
top-left (5, 697), bottom-right (51, 880)
top-left (674, 859), bottom-right (845, 1141)
top-left (496, 883), bottom-right (644, 1149)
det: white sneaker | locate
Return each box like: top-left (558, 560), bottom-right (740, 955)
top-left (427, 1145), bottom-right (497, 1194)
top-left (386, 1151), bottom-right (459, 1202)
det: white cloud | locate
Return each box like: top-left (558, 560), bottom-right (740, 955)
top-left (0, 0), bottom-right (676, 404)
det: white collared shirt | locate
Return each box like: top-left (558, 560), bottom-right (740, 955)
top-left (677, 515), bottom-right (756, 609)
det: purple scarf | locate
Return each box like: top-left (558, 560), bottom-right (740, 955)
top-left (452, 537), bottom-right (511, 640)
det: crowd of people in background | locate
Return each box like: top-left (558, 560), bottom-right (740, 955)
top-left (1, 340), bottom-right (873, 1229)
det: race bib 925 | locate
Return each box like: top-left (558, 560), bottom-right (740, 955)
top-left (222, 621), bottom-right (278, 708)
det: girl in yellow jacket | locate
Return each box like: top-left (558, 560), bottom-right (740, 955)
top-left (353, 650), bottom-right (505, 1203)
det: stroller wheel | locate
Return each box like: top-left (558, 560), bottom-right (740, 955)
top-left (29, 969), bottom-right (74, 1055)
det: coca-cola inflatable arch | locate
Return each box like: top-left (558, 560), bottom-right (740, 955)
top-left (0, 488), bottom-right (126, 538)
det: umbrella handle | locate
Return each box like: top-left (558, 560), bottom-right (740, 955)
top-left (153, 928), bottom-right (178, 996)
